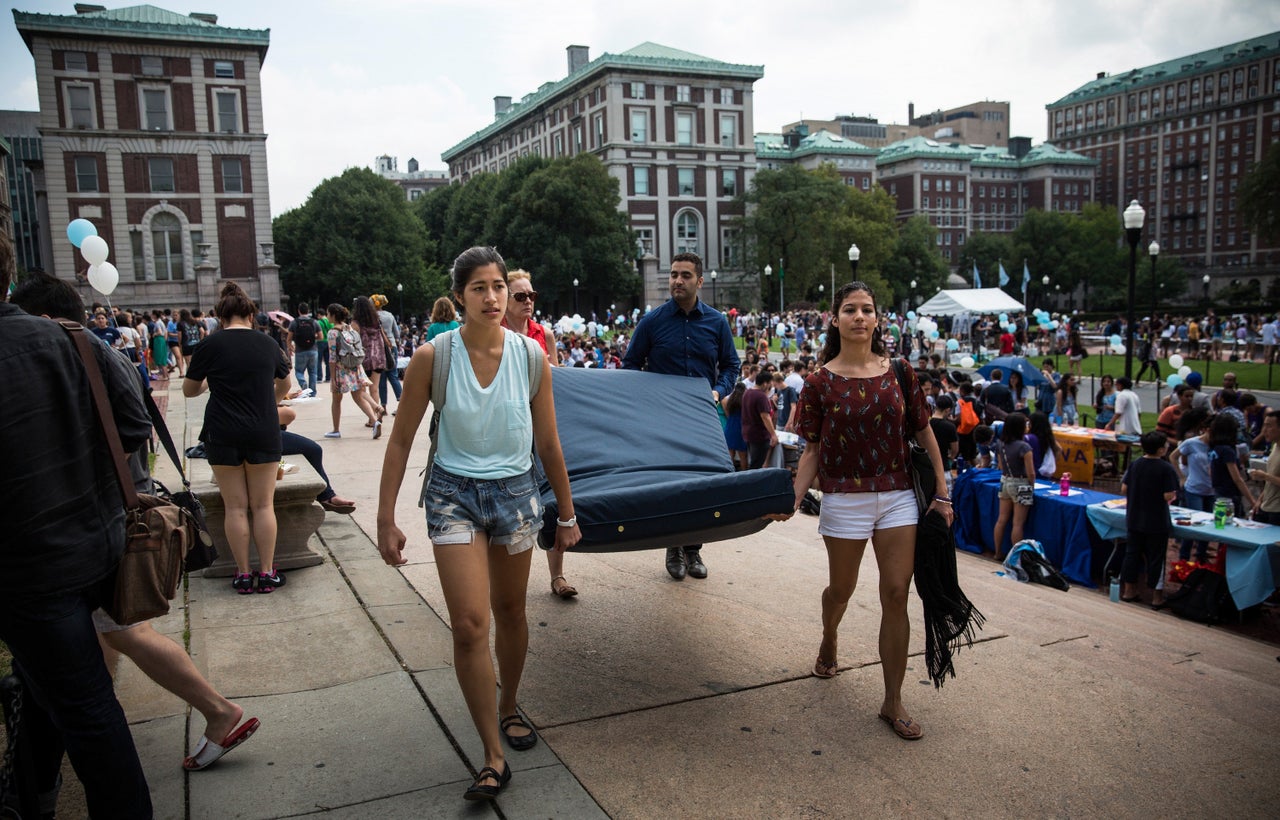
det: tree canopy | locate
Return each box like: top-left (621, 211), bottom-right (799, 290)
top-left (274, 167), bottom-right (442, 313)
top-left (1240, 141), bottom-right (1280, 244)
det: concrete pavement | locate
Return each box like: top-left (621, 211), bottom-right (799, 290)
top-left (104, 375), bottom-right (1280, 818)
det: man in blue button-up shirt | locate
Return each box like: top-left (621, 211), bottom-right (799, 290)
top-left (623, 252), bottom-right (740, 581)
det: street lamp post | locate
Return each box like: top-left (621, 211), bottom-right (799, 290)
top-left (1122, 200), bottom-right (1146, 380)
top-left (847, 243), bottom-right (860, 282)
top-left (396, 282), bottom-right (403, 320)
top-left (778, 258), bottom-right (785, 312)
top-left (1041, 274), bottom-right (1050, 315)
top-left (818, 283), bottom-right (824, 308)
top-left (1148, 241), bottom-right (1159, 324)
top-left (763, 264), bottom-right (772, 311)
top-left (710, 269), bottom-right (717, 308)
top-left (573, 278), bottom-right (580, 315)
top-left (909, 278), bottom-right (917, 311)
top-left (1202, 273), bottom-right (1211, 301)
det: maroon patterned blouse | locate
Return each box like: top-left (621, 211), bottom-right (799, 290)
top-left (794, 359), bottom-right (931, 494)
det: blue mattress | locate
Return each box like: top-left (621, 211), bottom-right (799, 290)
top-left (535, 368), bottom-right (795, 552)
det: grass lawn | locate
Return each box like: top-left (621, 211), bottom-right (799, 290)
top-left (1063, 351), bottom-right (1280, 392)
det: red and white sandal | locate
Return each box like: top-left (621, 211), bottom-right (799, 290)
top-left (182, 717), bottom-right (261, 771)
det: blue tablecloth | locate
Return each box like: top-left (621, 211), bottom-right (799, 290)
top-left (1086, 504), bottom-right (1280, 609)
top-left (953, 469), bottom-right (1117, 587)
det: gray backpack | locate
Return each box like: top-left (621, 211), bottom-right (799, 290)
top-left (418, 328), bottom-right (545, 506)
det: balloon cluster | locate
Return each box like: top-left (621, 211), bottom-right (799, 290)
top-left (555, 314), bottom-right (586, 335)
top-left (66, 219), bottom-right (118, 295)
top-left (916, 315), bottom-right (940, 341)
top-left (1109, 333), bottom-right (1125, 355)
top-left (1029, 308), bottom-right (1059, 330)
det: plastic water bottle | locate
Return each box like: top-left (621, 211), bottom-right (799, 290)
top-left (955, 455), bottom-right (968, 475)
top-left (1109, 577), bottom-right (1121, 602)
top-left (1059, 472), bottom-right (1071, 497)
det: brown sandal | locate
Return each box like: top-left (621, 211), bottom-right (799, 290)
top-left (879, 712), bottom-right (924, 740)
top-left (551, 576), bottom-right (578, 599)
top-left (813, 657), bottom-right (839, 678)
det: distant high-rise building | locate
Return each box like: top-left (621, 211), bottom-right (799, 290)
top-left (1047, 32), bottom-right (1280, 295)
top-left (783, 100), bottom-right (1011, 149)
top-left (442, 42), bottom-right (764, 309)
top-left (13, 4), bottom-right (279, 311)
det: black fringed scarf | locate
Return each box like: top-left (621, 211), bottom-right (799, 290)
top-left (892, 360), bottom-right (985, 688)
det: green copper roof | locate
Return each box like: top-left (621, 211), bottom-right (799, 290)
top-left (443, 42), bottom-right (763, 161)
top-left (754, 129), bottom-right (876, 162)
top-left (873, 136), bottom-right (1095, 170)
top-left (14, 4), bottom-right (270, 55)
top-left (876, 136), bottom-right (980, 165)
top-left (1047, 31), bottom-right (1280, 108)
top-left (1019, 142), bottom-right (1096, 167)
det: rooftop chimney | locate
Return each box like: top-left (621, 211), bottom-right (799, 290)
top-left (1096, 71), bottom-right (1106, 80)
top-left (189, 12), bottom-right (218, 24)
top-left (908, 102), bottom-right (914, 123)
top-left (407, 158), bottom-right (419, 173)
top-left (567, 45), bottom-right (589, 75)
top-left (1009, 136), bottom-right (1032, 160)
top-left (494, 96), bottom-right (512, 116)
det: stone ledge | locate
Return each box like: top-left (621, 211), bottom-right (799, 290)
top-left (190, 456), bottom-right (326, 577)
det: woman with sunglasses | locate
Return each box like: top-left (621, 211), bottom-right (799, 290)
top-left (502, 270), bottom-right (575, 598)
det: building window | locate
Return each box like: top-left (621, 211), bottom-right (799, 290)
top-left (722, 168), bottom-right (736, 197)
top-left (148, 157), bottom-right (175, 192)
top-left (553, 133), bottom-right (563, 157)
top-left (65, 84), bottom-right (94, 128)
top-left (676, 85), bottom-right (691, 103)
top-left (409, 189), bottom-right (422, 201)
top-left (630, 82), bottom-right (645, 99)
top-left (221, 157), bottom-right (243, 193)
top-left (720, 87), bottom-right (733, 105)
top-left (923, 179), bottom-right (930, 192)
top-left (150, 212), bottom-right (184, 280)
top-left (630, 109), bottom-right (647, 143)
top-left (213, 60), bottom-right (234, 78)
top-left (141, 56), bottom-right (164, 76)
top-left (634, 227), bottom-right (654, 258)
top-left (677, 167), bottom-right (695, 196)
top-left (721, 227), bottom-right (741, 268)
top-left (593, 113), bottom-right (603, 148)
top-left (214, 90), bottom-right (240, 132)
top-left (720, 113), bottom-right (736, 147)
top-left (74, 156), bottom-right (98, 192)
top-left (676, 112), bottom-right (693, 146)
top-left (64, 51), bottom-right (88, 72)
top-left (675, 210), bottom-right (701, 256)
top-left (141, 87), bottom-right (171, 130)
top-left (574, 125), bottom-right (583, 154)
top-left (635, 166), bottom-right (649, 196)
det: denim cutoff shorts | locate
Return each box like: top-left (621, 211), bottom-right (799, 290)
top-left (423, 466), bottom-right (543, 555)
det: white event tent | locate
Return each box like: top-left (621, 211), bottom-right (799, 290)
top-left (915, 288), bottom-right (1025, 316)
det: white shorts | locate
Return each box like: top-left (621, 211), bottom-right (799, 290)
top-left (817, 489), bottom-right (918, 541)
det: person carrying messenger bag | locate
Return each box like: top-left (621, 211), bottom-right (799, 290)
top-left (61, 321), bottom-right (200, 625)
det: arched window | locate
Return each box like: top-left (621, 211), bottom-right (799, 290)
top-left (151, 212), bottom-right (184, 280)
top-left (675, 210), bottom-right (701, 257)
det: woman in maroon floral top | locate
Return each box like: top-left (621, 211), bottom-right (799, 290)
top-left (788, 282), bottom-right (951, 741)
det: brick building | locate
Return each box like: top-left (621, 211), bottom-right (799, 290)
top-left (1046, 32), bottom-right (1280, 297)
top-left (374, 155), bottom-right (449, 202)
top-left (784, 100), bottom-right (1012, 149)
top-left (755, 126), bottom-right (877, 190)
top-left (13, 4), bottom-right (280, 311)
top-left (441, 43), bottom-right (764, 308)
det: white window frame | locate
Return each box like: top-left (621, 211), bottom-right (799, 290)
top-left (630, 82), bottom-right (645, 99)
top-left (63, 82), bottom-right (96, 129)
top-left (139, 85), bottom-right (172, 131)
top-left (674, 209), bottom-right (701, 256)
top-left (634, 166), bottom-right (650, 196)
top-left (148, 157), bottom-right (175, 193)
top-left (676, 85), bottom-right (691, 103)
top-left (213, 60), bottom-right (235, 79)
top-left (593, 113), bottom-right (603, 148)
top-left (220, 157), bottom-right (243, 193)
top-left (720, 87), bottom-right (733, 105)
top-left (149, 211), bottom-right (185, 281)
top-left (64, 51), bottom-right (88, 72)
top-left (720, 113), bottom-right (736, 147)
top-left (213, 88), bottom-right (242, 133)
top-left (721, 227), bottom-right (741, 268)
top-left (675, 112), bottom-right (693, 146)
top-left (630, 109), bottom-right (648, 143)
top-left (677, 167), bottom-right (695, 197)
top-left (74, 156), bottom-right (98, 192)
top-left (721, 167), bottom-right (736, 197)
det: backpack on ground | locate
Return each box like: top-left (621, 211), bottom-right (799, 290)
top-left (417, 329), bottom-right (545, 507)
top-left (957, 398), bottom-right (980, 434)
top-left (293, 316), bottom-right (318, 350)
top-left (1162, 567), bottom-right (1237, 624)
top-left (336, 327), bottom-right (364, 369)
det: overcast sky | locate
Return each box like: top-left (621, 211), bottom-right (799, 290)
top-left (3, 1), bottom-right (1278, 215)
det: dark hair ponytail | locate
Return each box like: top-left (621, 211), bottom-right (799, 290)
top-left (215, 281), bottom-right (256, 323)
top-left (818, 281), bottom-right (886, 365)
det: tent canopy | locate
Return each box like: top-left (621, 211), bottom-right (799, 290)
top-left (915, 288), bottom-right (1025, 316)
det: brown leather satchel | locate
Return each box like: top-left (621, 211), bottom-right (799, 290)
top-left (61, 321), bottom-right (194, 625)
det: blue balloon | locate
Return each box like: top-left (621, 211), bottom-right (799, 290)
top-left (1166, 374), bottom-right (1183, 388)
top-left (66, 218), bottom-right (97, 248)
top-left (946, 338), bottom-right (960, 351)
top-left (1047, 320), bottom-right (1059, 330)
top-left (906, 311), bottom-right (917, 320)
top-left (998, 313), bottom-right (1008, 324)
top-left (1109, 334), bottom-right (1122, 347)
top-left (929, 329), bottom-right (940, 340)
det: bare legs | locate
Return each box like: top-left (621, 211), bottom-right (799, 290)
top-left (818, 525), bottom-right (917, 724)
top-left (100, 623), bottom-right (244, 744)
top-left (992, 496), bottom-right (1031, 559)
top-left (210, 462), bottom-right (280, 573)
top-left (434, 536), bottom-right (533, 787)
top-left (329, 384), bottom-right (378, 434)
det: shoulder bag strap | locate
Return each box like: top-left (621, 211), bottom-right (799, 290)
top-left (58, 321), bottom-right (140, 510)
top-left (890, 358), bottom-right (912, 444)
top-left (144, 391), bottom-right (190, 491)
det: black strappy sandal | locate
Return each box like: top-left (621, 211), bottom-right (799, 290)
top-left (463, 762), bottom-right (511, 801)
top-left (500, 713), bottom-right (539, 751)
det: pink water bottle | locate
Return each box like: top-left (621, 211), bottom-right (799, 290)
top-left (1060, 472), bottom-right (1071, 496)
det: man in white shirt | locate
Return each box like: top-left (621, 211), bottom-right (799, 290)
top-left (1262, 316), bottom-right (1278, 364)
top-left (1109, 376), bottom-right (1142, 435)
top-left (784, 361), bottom-right (805, 394)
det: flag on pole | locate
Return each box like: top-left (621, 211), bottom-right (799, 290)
top-left (973, 261), bottom-right (982, 289)
top-left (998, 261), bottom-right (1010, 287)
top-left (1022, 262), bottom-right (1031, 296)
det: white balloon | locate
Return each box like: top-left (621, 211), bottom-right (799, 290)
top-left (1178, 365), bottom-right (1192, 377)
top-left (1168, 354), bottom-right (1184, 369)
top-left (87, 261), bottom-right (119, 295)
top-left (81, 235), bottom-right (109, 266)
top-left (960, 356), bottom-right (975, 368)
top-left (1112, 344), bottom-right (1126, 355)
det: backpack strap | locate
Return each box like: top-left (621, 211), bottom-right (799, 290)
top-left (419, 329), bottom-right (456, 507)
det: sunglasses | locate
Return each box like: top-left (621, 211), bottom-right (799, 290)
top-left (512, 291), bottom-right (538, 303)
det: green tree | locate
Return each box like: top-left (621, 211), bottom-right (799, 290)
top-left (881, 215), bottom-right (948, 307)
top-left (440, 172), bottom-right (499, 262)
top-left (414, 182), bottom-right (458, 267)
top-left (955, 232), bottom-right (1014, 288)
top-left (1240, 141), bottom-right (1280, 244)
top-left (1066, 203), bottom-right (1124, 310)
top-left (274, 167), bottom-right (445, 313)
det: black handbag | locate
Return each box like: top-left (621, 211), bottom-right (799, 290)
top-left (144, 391), bottom-right (217, 572)
top-left (890, 359), bottom-right (937, 515)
